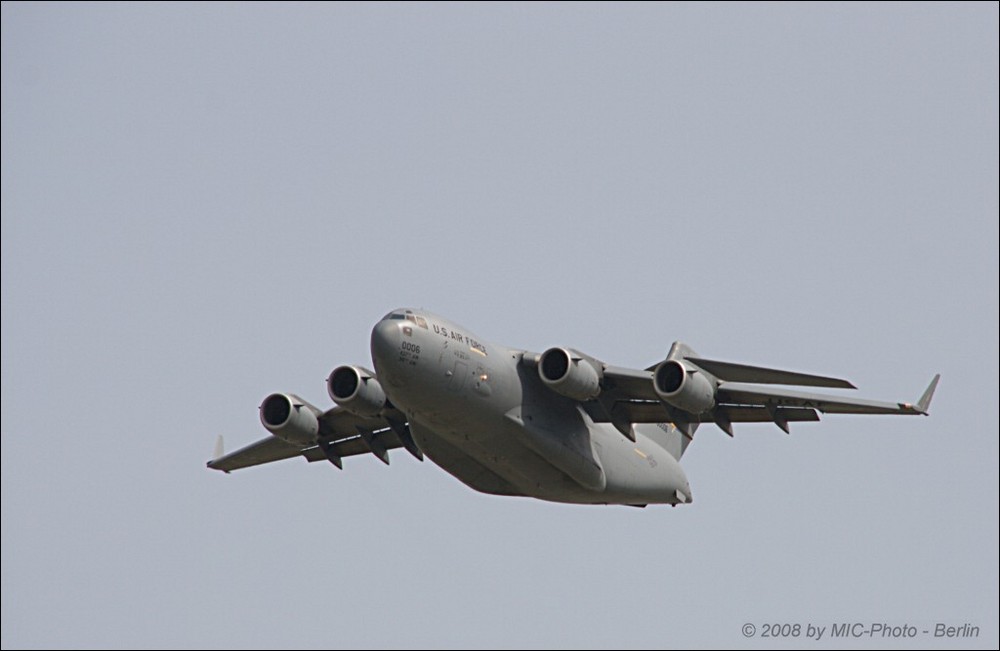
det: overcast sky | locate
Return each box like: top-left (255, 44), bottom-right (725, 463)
top-left (2, 3), bottom-right (997, 649)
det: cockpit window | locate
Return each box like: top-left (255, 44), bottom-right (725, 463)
top-left (382, 310), bottom-right (427, 327)
top-left (381, 310), bottom-right (427, 327)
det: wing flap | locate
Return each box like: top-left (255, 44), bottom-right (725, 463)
top-left (715, 406), bottom-right (820, 422)
top-left (302, 429), bottom-right (405, 463)
top-left (590, 400), bottom-right (820, 424)
top-left (717, 383), bottom-right (924, 415)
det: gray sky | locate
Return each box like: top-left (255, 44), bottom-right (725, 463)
top-left (2, 3), bottom-right (997, 649)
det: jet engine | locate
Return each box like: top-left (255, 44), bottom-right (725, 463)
top-left (538, 347), bottom-right (601, 400)
top-left (653, 359), bottom-right (716, 414)
top-left (327, 365), bottom-right (387, 417)
top-left (259, 393), bottom-right (322, 446)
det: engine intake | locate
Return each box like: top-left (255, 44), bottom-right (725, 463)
top-left (539, 347), bottom-right (601, 400)
top-left (259, 393), bottom-right (321, 445)
top-left (327, 365), bottom-right (386, 417)
top-left (653, 360), bottom-right (715, 414)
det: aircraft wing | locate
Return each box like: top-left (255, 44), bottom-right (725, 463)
top-left (586, 359), bottom-right (938, 437)
top-left (207, 436), bottom-right (310, 472)
top-left (715, 382), bottom-right (937, 416)
top-left (207, 407), bottom-right (413, 473)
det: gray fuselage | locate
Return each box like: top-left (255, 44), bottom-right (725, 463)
top-left (370, 309), bottom-right (692, 506)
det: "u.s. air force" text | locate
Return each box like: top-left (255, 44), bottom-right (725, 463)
top-left (432, 324), bottom-right (487, 356)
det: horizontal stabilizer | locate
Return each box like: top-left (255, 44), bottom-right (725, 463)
top-left (685, 357), bottom-right (856, 389)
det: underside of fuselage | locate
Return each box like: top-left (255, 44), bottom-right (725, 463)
top-left (409, 416), bottom-right (691, 505)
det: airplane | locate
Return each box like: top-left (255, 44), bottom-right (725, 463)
top-left (207, 309), bottom-right (939, 507)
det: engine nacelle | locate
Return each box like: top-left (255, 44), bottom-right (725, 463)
top-left (327, 365), bottom-right (387, 417)
top-left (259, 393), bottom-right (321, 446)
top-left (653, 359), bottom-right (716, 414)
top-left (539, 347), bottom-right (602, 400)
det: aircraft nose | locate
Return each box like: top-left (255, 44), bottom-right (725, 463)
top-left (370, 318), bottom-right (402, 375)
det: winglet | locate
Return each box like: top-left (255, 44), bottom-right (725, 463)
top-left (915, 374), bottom-right (940, 415)
top-left (208, 436), bottom-right (230, 473)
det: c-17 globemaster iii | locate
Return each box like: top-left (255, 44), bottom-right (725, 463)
top-left (208, 309), bottom-right (938, 507)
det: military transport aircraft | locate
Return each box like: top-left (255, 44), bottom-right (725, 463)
top-left (208, 309), bottom-right (938, 507)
